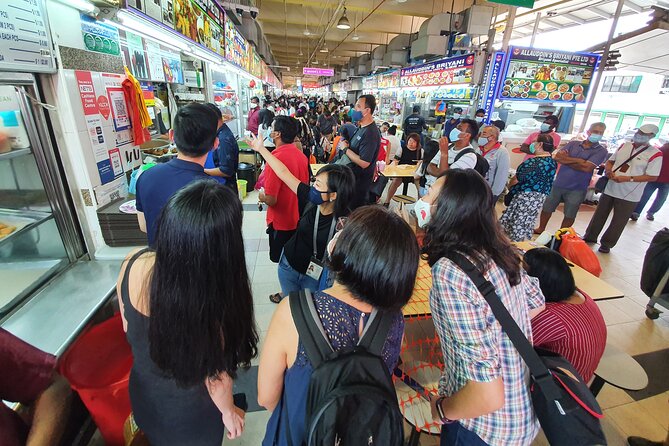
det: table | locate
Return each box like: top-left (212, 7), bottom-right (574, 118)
top-left (381, 164), bottom-right (418, 195)
top-left (403, 259), bottom-right (432, 318)
top-left (590, 343), bottom-right (648, 396)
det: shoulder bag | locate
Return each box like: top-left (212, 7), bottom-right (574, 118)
top-left (594, 144), bottom-right (649, 193)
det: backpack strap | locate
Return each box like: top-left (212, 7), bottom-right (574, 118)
top-left (453, 147), bottom-right (476, 164)
top-left (289, 290), bottom-right (334, 369)
top-left (357, 309), bottom-right (394, 357)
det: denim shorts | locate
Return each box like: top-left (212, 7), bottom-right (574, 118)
top-left (542, 186), bottom-right (587, 219)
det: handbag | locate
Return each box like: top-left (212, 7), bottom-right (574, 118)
top-left (446, 252), bottom-right (607, 446)
top-left (594, 144), bottom-right (649, 194)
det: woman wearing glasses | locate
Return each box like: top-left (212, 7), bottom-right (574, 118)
top-left (248, 133), bottom-right (356, 303)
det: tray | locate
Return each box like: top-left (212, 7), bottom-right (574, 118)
top-left (0, 208), bottom-right (53, 248)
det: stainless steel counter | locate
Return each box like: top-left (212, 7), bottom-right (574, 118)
top-left (1, 259), bottom-right (122, 356)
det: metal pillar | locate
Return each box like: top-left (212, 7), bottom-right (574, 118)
top-left (577, 0), bottom-right (625, 133)
top-left (530, 12), bottom-right (542, 48)
top-left (502, 7), bottom-right (517, 52)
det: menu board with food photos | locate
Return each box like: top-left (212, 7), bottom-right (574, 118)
top-left (499, 46), bottom-right (599, 103)
top-left (400, 54), bottom-right (474, 88)
top-left (173, 0), bottom-right (225, 56)
top-left (224, 14), bottom-right (248, 69)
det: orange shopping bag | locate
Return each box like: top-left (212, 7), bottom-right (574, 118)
top-left (558, 231), bottom-right (602, 277)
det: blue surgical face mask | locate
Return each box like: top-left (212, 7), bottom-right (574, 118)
top-left (449, 128), bottom-right (461, 142)
top-left (633, 133), bottom-right (651, 145)
top-left (308, 186), bottom-right (328, 205)
top-left (477, 136), bottom-right (489, 146)
top-left (588, 134), bottom-right (603, 143)
top-left (351, 110), bottom-right (363, 122)
top-left (529, 142), bottom-right (536, 154)
top-left (540, 123), bottom-right (551, 133)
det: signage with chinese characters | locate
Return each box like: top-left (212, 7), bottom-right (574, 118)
top-left (481, 51), bottom-right (506, 123)
top-left (303, 67), bottom-right (335, 77)
top-left (400, 54), bottom-right (475, 88)
top-left (499, 46), bottom-right (599, 103)
top-left (0, 0), bottom-right (55, 73)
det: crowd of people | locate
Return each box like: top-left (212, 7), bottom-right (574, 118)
top-left (5, 92), bottom-right (667, 446)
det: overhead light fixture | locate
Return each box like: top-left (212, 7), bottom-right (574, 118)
top-left (54, 0), bottom-right (97, 14)
top-left (320, 43), bottom-right (329, 53)
top-left (352, 32), bottom-right (360, 41)
top-left (112, 10), bottom-right (189, 51)
top-left (313, 60), bottom-right (320, 65)
top-left (304, 9), bottom-right (311, 35)
top-left (336, 8), bottom-right (351, 30)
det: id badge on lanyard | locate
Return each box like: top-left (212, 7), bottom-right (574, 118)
top-left (306, 206), bottom-right (336, 281)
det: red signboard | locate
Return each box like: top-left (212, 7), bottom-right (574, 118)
top-left (75, 71), bottom-right (98, 115)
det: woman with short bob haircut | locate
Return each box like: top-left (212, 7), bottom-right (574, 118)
top-left (420, 169), bottom-right (545, 445)
top-left (117, 180), bottom-right (258, 445)
top-left (258, 206), bottom-right (419, 445)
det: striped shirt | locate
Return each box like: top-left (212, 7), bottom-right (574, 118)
top-left (430, 256), bottom-right (544, 445)
top-left (531, 291), bottom-right (607, 382)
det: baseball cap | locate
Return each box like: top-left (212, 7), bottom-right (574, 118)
top-left (639, 123), bottom-right (659, 135)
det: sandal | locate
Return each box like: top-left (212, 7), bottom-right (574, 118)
top-left (269, 293), bottom-right (283, 304)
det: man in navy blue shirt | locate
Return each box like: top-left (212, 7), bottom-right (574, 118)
top-left (136, 103), bottom-right (217, 246)
top-left (204, 103), bottom-right (239, 192)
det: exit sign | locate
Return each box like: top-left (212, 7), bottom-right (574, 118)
top-left (489, 0), bottom-right (535, 7)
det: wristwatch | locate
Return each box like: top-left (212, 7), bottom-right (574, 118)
top-left (435, 396), bottom-right (456, 424)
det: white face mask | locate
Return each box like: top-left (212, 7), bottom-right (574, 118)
top-left (414, 198), bottom-right (432, 228)
top-left (250, 103), bottom-right (258, 109)
top-left (326, 231), bottom-right (342, 258)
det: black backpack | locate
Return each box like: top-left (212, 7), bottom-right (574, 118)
top-left (286, 290), bottom-right (404, 446)
top-left (453, 147), bottom-right (490, 177)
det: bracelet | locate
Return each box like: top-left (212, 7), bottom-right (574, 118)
top-left (435, 396), bottom-right (456, 424)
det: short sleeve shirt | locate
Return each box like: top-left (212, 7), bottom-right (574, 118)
top-left (513, 156), bottom-right (558, 196)
top-left (135, 158), bottom-right (209, 246)
top-left (425, 145), bottom-right (477, 187)
top-left (553, 141), bottom-right (609, 191)
top-left (264, 144), bottom-right (310, 231)
top-left (605, 142), bottom-right (663, 202)
top-left (349, 123), bottom-right (381, 204)
top-left (430, 256), bottom-right (543, 445)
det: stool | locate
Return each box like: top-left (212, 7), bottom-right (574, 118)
top-left (394, 361), bottom-right (441, 446)
top-left (392, 195), bottom-right (416, 212)
top-left (590, 343), bottom-right (648, 396)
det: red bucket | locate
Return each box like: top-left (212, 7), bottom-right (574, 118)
top-left (59, 313), bottom-right (133, 446)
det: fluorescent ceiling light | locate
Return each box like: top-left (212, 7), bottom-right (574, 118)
top-left (112, 11), bottom-right (190, 51)
top-left (55, 0), bottom-right (96, 13)
top-left (337, 8), bottom-right (351, 30)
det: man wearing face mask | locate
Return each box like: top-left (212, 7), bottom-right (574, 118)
top-left (341, 95), bottom-right (382, 209)
top-left (258, 116), bottom-right (310, 263)
top-left (584, 124), bottom-right (662, 253)
top-left (535, 122), bottom-right (609, 234)
top-left (474, 109), bottom-right (486, 127)
top-left (425, 119), bottom-right (481, 188)
top-left (442, 107), bottom-right (463, 142)
top-left (478, 125), bottom-right (510, 204)
top-left (204, 103), bottom-right (239, 192)
top-left (247, 96), bottom-right (261, 136)
top-left (520, 115), bottom-right (561, 155)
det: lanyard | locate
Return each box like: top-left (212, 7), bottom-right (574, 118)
top-left (313, 206), bottom-right (337, 260)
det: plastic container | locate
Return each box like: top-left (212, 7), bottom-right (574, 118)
top-left (59, 313), bottom-right (133, 446)
top-left (237, 179), bottom-right (248, 200)
top-left (237, 162), bottom-right (256, 192)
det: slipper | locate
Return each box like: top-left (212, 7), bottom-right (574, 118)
top-left (269, 293), bottom-right (283, 304)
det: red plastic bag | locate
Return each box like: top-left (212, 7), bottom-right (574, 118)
top-left (559, 233), bottom-right (602, 277)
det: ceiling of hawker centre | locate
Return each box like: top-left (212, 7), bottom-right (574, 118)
top-left (254, 0), bottom-right (659, 86)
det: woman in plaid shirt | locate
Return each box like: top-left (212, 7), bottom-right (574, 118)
top-left (419, 169), bottom-right (545, 445)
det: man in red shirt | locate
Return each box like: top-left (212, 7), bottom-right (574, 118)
top-left (632, 141), bottom-right (669, 221)
top-left (259, 116), bottom-right (310, 263)
top-left (247, 96), bottom-right (260, 136)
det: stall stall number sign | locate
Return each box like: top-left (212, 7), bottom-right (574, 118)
top-left (499, 46), bottom-right (599, 104)
top-left (0, 0), bottom-right (55, 73)
top-left (400, 54), bottom-right (475, 88)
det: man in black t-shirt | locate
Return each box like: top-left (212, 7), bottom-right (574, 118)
top-left (342, 94), bottom-right (381, 209)
top-left (403, 105), bottom-right (427, 146)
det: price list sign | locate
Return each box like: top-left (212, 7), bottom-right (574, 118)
top-left (0, 0), bottom-right (54, 73)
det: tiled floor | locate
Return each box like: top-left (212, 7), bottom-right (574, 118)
top-left (234, 188), bottom-right (669, 445)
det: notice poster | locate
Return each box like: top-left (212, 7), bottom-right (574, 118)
top-left (499, 46), bottom-right (599, 103)
top-left (145, 41), bottom-right (166, 83)
top-left (107, 87), bottom-right (130, 131)
top-left (400, 54), bottom-right (475, 88)
top-left (125, 31), bottom-right (149, 80)
top-left (162, 47), bottom-right (183, 83)
top-left (81, 14), bottom-right (120, 56)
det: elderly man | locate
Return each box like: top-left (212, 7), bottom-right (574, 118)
top-left (520, 114), bottom-right (561, 154)
top-left (535, 122), bottom-right (609, 233)
top-left (478, 125), bottom-right (510, 204)
top-left (584, 124), bottom-right (663, 253)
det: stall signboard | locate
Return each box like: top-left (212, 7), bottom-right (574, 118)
top-left (174, 0), bottom-right (225, 56)
top-left (224, 14), bottom-right (248, 69)
top-left (499, 46), bottom-right (599, 103)
top-left (432, 87), bottom-right (475, 100)
top-left (127, 0), bottom-right (175, 28)
top-left (81, 14), bottom-right (120, 56)
top-left (250, 49), bottom-right (262, 79)
top-left (481, 51), bottom-right (506, 123)
top-left (362, 75), bottom-right (378, 90)
top-left (377, 70), bottom-right (400, 89)
top-left (400, 54), bottom-right (475, 88)
top-left (0, 0), bottom-right (55, 73)
top-left (303, 67), bottom-right (335, 77)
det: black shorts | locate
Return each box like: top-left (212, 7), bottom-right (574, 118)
top-left (267, 225), bottom-right (296, 263)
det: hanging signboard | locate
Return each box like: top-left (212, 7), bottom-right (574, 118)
top-left (481, 51), bottom-right (506, 123)
top-left (400, 54), bottom-right (475, 88)
top-left (499, 46), bottom-right (599, 104)
top-left (377, 70), bottom-right (400, 89)
top-left (303, 67), bottom-right (335, 77)
top-left (224, 14), bottom-right (248, 69)
top-left (0, 0), bottom-right (55, 73)
top-left (81, 14), bottom-right (120, 56)
top-left (362, 75), bottom-right (378, 90)
top-left (173, 0), bottom-right (225, 56)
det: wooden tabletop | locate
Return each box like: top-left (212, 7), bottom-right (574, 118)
top-left (381, 164), bottom-right (418, 178)
top-left (594, 343), bottom-right (648, 391)
top-left (403, 259), bottom-right (432, 317)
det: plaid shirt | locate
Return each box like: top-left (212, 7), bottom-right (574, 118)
top-left (429, 256), bottom-right (544, 445)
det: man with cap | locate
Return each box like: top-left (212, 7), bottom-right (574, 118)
top-left (583, 124), bottom-right (663, 253)
top-left (442, 107), bottom-right (463, 141)
top-left (403, 105), bottom-right (427, 144)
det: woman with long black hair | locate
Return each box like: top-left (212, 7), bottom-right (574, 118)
top-left (418, 169), bottom-right (545, 446)
top-left (117, 180), bottom-right (258, 445)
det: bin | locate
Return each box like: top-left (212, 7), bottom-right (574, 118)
top-left (237, 180), bottom-right (248, 200)
top-left (237, 162), bottom-right (256, 192)
top-left (59, 313), bottom-right (132, 446)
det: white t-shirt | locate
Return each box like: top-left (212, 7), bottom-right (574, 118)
top-left (605, 142), bottom-right (663, 202)
top-left (384, 134), bottom-right (402, 158)
top-left (425, 144), bottom-right (477, 187)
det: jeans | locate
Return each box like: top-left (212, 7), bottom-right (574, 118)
top-left (634, 182), bottom-right (669, 215)
top-left (277, 253), bottom-right (320, 296)
top-left (441, 423), bottom-right (489, 446)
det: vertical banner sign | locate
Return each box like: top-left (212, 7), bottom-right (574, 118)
top-left (482, 51), bottom-right (506, 123)
top-left (75, 70), bottom-right (115, 185)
